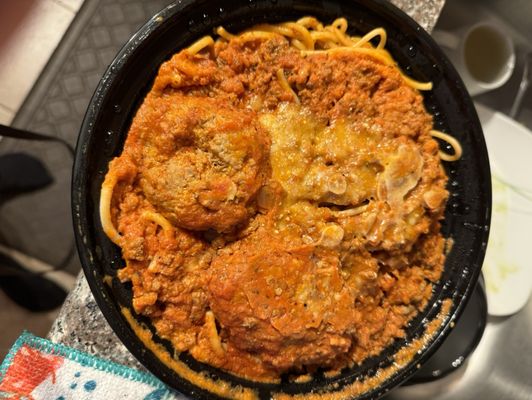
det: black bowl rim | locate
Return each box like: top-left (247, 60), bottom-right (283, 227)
top-left (404, 279), bottom-right (488, 385)
top-left (72, 0), bottom-right (491, 399)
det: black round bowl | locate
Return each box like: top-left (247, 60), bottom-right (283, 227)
top-left (72, 0), bottom-right (491, 398)
top-left (406, 277), bottom-right (488, 384)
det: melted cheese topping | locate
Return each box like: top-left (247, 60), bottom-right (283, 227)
top-left (261, 102), bottom-right (423, 213)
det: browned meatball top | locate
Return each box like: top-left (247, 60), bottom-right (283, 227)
top-left (129, 94), bottom-right (270, 232)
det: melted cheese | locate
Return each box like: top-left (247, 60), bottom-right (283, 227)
top-left (260, 102), bottom-right (423, 211)
top-left (377, 144), bottom-right (424, 207)
top-left (260, 103), bottom-right (389, 208)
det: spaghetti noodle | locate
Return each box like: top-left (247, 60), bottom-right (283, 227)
top-left (100, 173), bottom-right (121, 246)
top-left (142, 210), bottom-right (174, 234)
top-left (276, 68), bottom-right (300, 104)
top-left (205, 311), bottom-right (225, 357)
top-left (430, 129), bottom-right (463, 162)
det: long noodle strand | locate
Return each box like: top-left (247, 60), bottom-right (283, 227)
top-left (276, 69), bottom-right (300, 104)
top-left (430, 130), bottom-right (463, 161)
top-left (142, 211), bottom-right (174, 234)
top-left (100, 173), bottom-right (122, 245)
top-left (186, 36), bottom-right (214, 55)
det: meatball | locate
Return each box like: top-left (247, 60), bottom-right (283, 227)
top-left (208, 233), bottom-right (357, 373)
top-left (135, 94), bottom-right (270, 232)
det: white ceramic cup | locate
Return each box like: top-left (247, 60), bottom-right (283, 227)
top-left (433, 22), bottom-right (515, 96)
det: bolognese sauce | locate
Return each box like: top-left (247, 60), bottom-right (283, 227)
top-left (101, 17), bottom-right (452, 382)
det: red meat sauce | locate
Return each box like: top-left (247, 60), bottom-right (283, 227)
top-left (104, 33), bottom-right (448, 381)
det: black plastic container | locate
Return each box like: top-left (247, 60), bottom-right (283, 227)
top-left (72, 0), bottom-right (491, 398)
top-left (406, 278), bottom-right (488, 384)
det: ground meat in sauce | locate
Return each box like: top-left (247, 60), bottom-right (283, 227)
top-left (106, 32), bottom-right (448, 381)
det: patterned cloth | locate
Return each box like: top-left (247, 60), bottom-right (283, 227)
top-left (0, 332), bottom-right (184, 400)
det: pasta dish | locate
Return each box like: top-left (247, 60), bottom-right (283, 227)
top-left (100, 17), bottom-right (459, 382)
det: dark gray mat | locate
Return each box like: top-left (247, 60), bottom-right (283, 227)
top-left (0, 0), bottom-right (174, 275)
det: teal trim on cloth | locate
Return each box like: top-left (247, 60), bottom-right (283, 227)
top-left (0, 331), bottom-right (175, 398)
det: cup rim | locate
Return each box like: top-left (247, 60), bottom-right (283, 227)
top-left (460, 21), bottom-right (516, 90)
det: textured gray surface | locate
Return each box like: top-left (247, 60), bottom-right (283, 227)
top-left (390, 0), bottom-right (445, 32)
top-left (49, 273), bottom-right (146, 369)
top-left (1, 0), bottom-right (443, 379)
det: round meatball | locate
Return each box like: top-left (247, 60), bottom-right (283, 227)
top-left (208, 234), bottom-right (357, 373)
top-left (136, 94), bottom-right (270, 232)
